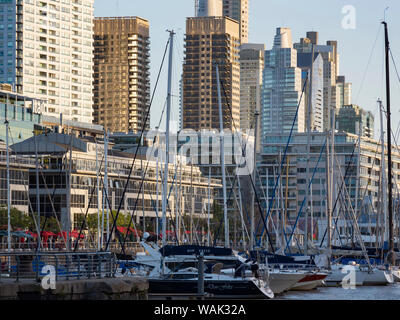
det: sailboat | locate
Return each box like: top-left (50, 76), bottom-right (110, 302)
top-left (323, 20), bottom-right (399, 287)
top-left (382, 19), bottom-right (400, 281)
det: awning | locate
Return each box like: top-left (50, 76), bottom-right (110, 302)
top-left (26, 231), bottom-right (38, 238)
top-left (0, 230), bottom-right (34, 238)
top-left (117, 226), bottom-right (143, 236)
top-left (184, 230), bottom-right (206, 234)
top-left (116, 226), bottom-right (127, 234)
top-left (70, 230), bottom-right (84, 239)
top-left (56, 231), bottom-right (84, 239)
top-left (41, 231), bottom-right (57, 237)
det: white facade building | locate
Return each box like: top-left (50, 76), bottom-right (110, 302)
top-left (0, 0), bottom-right (94, 123)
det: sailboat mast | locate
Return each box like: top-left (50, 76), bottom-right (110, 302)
top-left (35, 131), bottom-right (42, 251)
top-left (250, 110), bottom-right (259, 250)
top-left (383, 21), bottom-right (395, 265)
top-left (354, 120), bottom-right (361, 244)
top-left (325, 130), bottom-right (331, 269)
top-left (156, 136), bottom-right (160, 241)
top-left (5, 119), bottom-right (11, 252)
top-left (216, 64), bottom-right (229, 248)
top-left (207, 166), bottom-right (211, 246)
top-left (104, 130), bottom-right (109, 244)
top-left (96, 139), bottom-right (100, 251)
top-left (162, 30), bottom-right (175, 248)
top-left (378, 99), bottom-right (388, 246)
top-left (305, 44), bottom-right (314, 253)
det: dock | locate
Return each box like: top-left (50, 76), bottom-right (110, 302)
top-left (0, 276), bottom-right (148, 300)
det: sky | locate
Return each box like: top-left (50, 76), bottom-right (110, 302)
top-left (94, 0), bottom-right (400, 140)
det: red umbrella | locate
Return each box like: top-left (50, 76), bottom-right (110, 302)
top-left (128, 227), bottom-right (142, 236)
top-left (70, 230), bottom-right (84, 239)
top-left (116, 226), bottom-right (127, 234)
top-left (57, 231), bottom-right (68, 240)
top-left (41, 231), bottom-right (57, 244)
top-left (41, 231), bottom-right (57, 237)
top-left (56, 231), bottom-right (84, 240)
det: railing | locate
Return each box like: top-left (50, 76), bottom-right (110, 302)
top-left (0, 251), bottom-right (115, 282)
top-left (0, 241), bottom-right (149, 255)
top-left (266, 263), bottom-right (322, 272)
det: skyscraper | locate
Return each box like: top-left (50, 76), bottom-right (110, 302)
top-left (315, 42), bottom-right (340, 131)
top-left (0, 0), bottom-right (95, 123)
top-left (336, 75), bottom-right (352, 107)
top-left (182, 16), bottom-right (240, 131)
top-left (297, 50), bottom-right (324, 132)
top-left (223, 0), bottom-right (249, 44)
top-left (295, 32), bottom-right (341, 131)
top-left (261, 28), bottom-right (305, 136)
top-left (196, 0), bottom-right (223, 17)
top-left (239, 43), bottom-right (264, 132)
top-left (336, 104), bottom-right (374, 138)
top-left (306, 31), bottom-right (318, 45)
top-left (93, 17), bottom-right (150, 133)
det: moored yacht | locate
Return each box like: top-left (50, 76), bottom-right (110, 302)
top-left (148, 267), bottom-right (274, 299)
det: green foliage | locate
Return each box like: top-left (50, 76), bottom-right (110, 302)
top-left (0, 207), bottom-right (32, 230)
top-left (0, 207), bottom-right (64, 233)
top-left (40, 216), bottom-right (60, 233)
top-left (78, 211), bottom-right (136, 232)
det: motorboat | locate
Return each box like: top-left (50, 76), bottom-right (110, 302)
top-left (148, 267), bottom-right (274, 299)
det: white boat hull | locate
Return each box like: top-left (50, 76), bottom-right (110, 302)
top-left (267, 271), bottom-right (306, 294)
top-left (391, 269), bottom-right (400, 282)
top-left (324, 266), bottom-right (367, 287)
top-left (363, 269), bottom-right (393, 286)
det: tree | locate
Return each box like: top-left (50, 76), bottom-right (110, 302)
top-left (0, 207), bottom-right (32, 230)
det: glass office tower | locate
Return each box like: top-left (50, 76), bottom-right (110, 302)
top-left (261, 28), bottom-right (305, 138)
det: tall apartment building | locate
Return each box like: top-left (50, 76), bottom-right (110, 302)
top-left (296, 40), bottom-right (324, 132)
top-left (93, 17), bottom-right (150, 134)
top-left (0, 0), bottom-right (94, 123)
top-left (196, 0), bottom-right (222, 17)
top-left (182, 16), bottom-right (240, 131)
top-left (295, 32), bottom-right (341, 132)
top-left (239, 43), bottom-right (264, 140)
top-left (315, 44), bottom-right (340, 131)
top-left (223, 0), bottom-right (249, 44)
top-left (261, 28), bottom-right (305, 137)
top-left (336, 75), bottom-right (352, 107)
top-left (336, 104), bottom-right (374, 138)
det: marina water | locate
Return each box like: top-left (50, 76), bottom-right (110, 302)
top-left (278, 283), bottom-right (400, 300)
